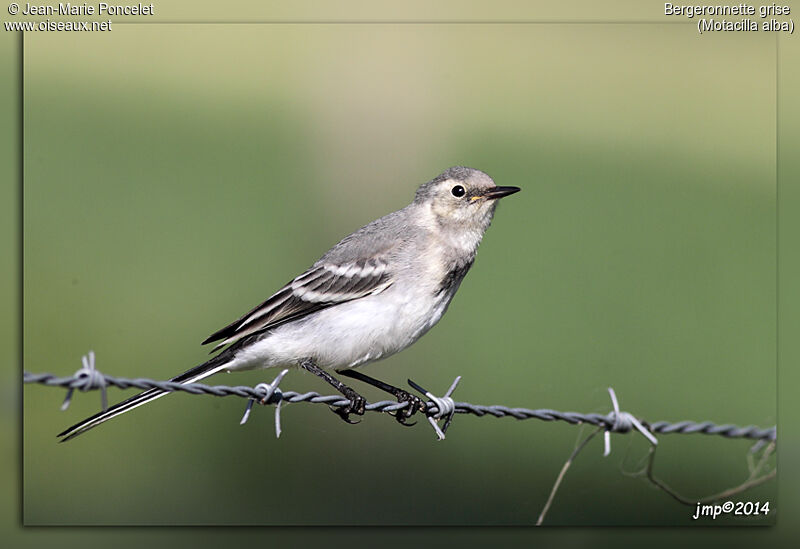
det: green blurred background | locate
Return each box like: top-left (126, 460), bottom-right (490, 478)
top-left (4, 0), bottom-right (797, 541)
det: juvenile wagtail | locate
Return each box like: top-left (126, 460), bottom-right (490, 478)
top-left (58, 166), bottom-right (520, 441)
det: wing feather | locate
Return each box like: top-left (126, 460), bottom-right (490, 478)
top-left (202, 257), bottom-right (394, 351)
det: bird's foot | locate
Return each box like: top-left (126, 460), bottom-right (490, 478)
top-left (332, 391), bottom-right (366, 424)
top-left (393, 390), bottom-right (425, 426)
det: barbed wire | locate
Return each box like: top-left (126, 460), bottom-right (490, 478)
top-left (23, 352), bottom-right (777, 524)
top-left (23, 360), bottom-right (776, 444)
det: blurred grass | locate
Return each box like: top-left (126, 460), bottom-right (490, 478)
top-left (13, 20), bottom-right (778, 529)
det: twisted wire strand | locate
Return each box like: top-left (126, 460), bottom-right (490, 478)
top-left (23, 371), bottom-right (776, 443)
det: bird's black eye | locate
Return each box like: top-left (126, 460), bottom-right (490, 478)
top-left (451, 185), bottom-right (466, 198)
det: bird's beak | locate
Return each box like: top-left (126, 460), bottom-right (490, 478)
top-left (481, 186), bottom-right (521, 200)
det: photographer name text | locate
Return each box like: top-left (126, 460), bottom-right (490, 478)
top-left (19, 2), bottom-right (153, 15)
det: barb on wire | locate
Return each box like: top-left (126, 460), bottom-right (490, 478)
top-left (408, 376), bottom-right (460, 440)
top-left (604, 387), bottom-right (657, 457)
top-left (59, 351), bottom-right (107, 412)
top-left (239, 369), bottom-right (289, 438)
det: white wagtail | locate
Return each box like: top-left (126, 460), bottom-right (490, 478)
top-left (58, 166), bottom-right (520, 440)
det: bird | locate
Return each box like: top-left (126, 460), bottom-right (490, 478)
top-left (57, 166), bottom-right (520, 441)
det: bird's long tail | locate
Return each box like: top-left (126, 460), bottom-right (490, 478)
top-left (56, 353), bottom-right (233, 442)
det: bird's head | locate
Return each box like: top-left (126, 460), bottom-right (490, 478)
top-left (414, 166), bottom-right (520, 237)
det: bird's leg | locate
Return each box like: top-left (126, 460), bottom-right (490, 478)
top-left (300, 358), bottom-right (366, 424)
top-left (336, 369), bottom-right (425, 426)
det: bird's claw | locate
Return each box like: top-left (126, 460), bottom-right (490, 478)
top-left (393, 391), bottom-right (425, 426)
top-left (332, 394), bottom-right (366, 424)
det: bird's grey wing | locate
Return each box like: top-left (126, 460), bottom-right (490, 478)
top-left (202, 256), bottom-right (393, 351)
